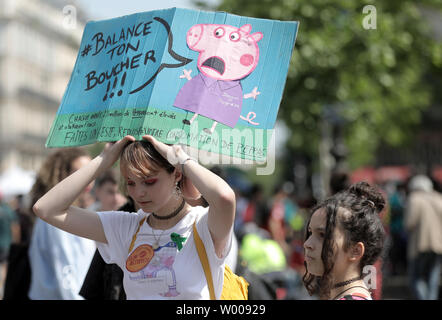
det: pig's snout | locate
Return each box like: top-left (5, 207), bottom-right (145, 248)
top-left (187, 25), bottom-right (203, 49)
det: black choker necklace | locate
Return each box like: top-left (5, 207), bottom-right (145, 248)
top-left (151, 199), bottom-right (185, 220)
top-left (333, 276), bottom-right (362, 289)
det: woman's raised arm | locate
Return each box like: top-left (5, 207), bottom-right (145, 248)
top-left (33, 136), bottom-right (135, 243)
top-left (142, 135), bottom-right (235, 257)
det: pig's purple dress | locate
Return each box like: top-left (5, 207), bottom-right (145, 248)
top-left (173, 73), bottom-right (243, 128)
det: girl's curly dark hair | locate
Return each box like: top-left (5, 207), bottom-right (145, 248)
top-left (302, 181), bottom-right (386, 299)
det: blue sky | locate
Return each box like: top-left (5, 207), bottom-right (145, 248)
top-left (76, 0), bottom-right (218, 20)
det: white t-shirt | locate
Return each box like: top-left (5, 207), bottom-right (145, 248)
top-left (96, 206), bottom-right (232, 300)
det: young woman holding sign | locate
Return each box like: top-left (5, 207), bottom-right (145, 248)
top-left (33, 135), bottom-right (236, 299)
top-left (303, 182), bottom-right (386, 300)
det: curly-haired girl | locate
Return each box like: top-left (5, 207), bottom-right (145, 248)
top-left (303, 181), bottom-right (386, 300)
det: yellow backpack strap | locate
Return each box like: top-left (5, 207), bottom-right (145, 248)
top-left (192, 221), bottom-right (216, 300)
top-left (128, 217), bottom-right (147, 253)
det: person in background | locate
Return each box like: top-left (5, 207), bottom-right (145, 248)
top-left (28, 148), bottom-right (96, 300)
top-left (385, 180), bottom-right (408, 276)
top-left (8, 195), bottom-right (35, 248)
top-left (242, 184), bottom-right (265, 225)
top-left (405, 174), bottom-right (442, 300)
top-left (81, 198), bottom-right (136, 300)
top-left (0, 193), bottom-right (20, 299)
top-left (233, 188), bottom-right (248, 236)
top-left (80, 169), bottom-right (129, 300)
top-left (330, 171), bottom-right (384, 300)
top-left (303, 182), bottom-right (386, 300)
top-left (268, 182), bottom-right (298, 259)
top-left (2, 194), bottom-right (34, 300)
top-left (88, 169), bottom-right (127, 212)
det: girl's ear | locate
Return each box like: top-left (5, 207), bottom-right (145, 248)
top-left (174, 168), bottom-right (183, 183)
top-left (349, 242), bottom-right (365, 261)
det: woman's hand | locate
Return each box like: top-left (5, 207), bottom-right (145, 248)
top-left (142, 135), bottom-right (188, 168)
top-left (32, 136), bottom-right (136, 244)
top-left (99, 135), bottom-right (135, 170)
top-left (143, 136), bottom-right (235, 257)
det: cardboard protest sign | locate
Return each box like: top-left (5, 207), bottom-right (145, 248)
top-left (46, 8), bottom-right (299, 163)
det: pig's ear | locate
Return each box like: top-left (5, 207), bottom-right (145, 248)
top-left (240, 24), bottom-right (252, 34)
top-left (250, 32), bottom-right (263, 42)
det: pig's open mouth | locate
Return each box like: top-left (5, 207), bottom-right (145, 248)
top-left (202, 57), bottom-right (225, 75)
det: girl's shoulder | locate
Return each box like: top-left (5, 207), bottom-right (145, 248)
top-left (181, 205), bottom-right (208, 222)
top-left (190, 205), bottom-right (209, 216)
top-left (99, 208), bottom-right (146, 218)
top-left (191, 205), bottom-right (211, 226)
top-left (97, 209), bottom-right (147, 233)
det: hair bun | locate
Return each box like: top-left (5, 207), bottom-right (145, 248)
top-left (348, 181), bottom-right (385, 213)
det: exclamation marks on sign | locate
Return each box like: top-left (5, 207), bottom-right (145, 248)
top-left (103, 72), bottom-right (127, 102)
top-left (118, 72), bottom-right (127, 97)
top-left (103, 82), bottom-right (111, 102)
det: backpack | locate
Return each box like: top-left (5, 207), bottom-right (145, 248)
top-left (192, 222), bottom-right (249, 300)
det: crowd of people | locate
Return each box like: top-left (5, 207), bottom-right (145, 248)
top-left (0, 140), bottom-right (441, 300)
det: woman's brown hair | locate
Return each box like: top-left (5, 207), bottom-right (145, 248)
top-left (29, 148), bottom-right (89, 212)
top-left (120, 140), bottom-right (175, 178)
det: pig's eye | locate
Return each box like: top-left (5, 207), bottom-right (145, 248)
top-left (214, 28), bottom-right (225, 38)
top-left (229, 32), bottom-right (240, 42)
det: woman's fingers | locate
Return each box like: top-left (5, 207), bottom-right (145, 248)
top-left (101, 135), bottom-right (135, 166)
top-left (107, 135), bottom-right (134, 151)
top-left (142, 135), bottom-right (179, 165)
top-left (142, 135), bottom-right (163, 151)
top-left (142, 134), bottom-right (154, 143)
top-left (120, 135), bottom-right (136, 145)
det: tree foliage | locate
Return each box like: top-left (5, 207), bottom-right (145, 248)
top-left (209, 0), bottom-right (442, 170)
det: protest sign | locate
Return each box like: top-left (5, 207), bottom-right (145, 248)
top-left (46, 7), bottom-right (298, 162)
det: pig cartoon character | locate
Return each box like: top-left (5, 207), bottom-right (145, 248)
top-left (173, 23), bottom-right (263, 133)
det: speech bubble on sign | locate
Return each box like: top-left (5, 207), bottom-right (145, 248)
top-left (46, 8), bottom-right (299, 163)
top-left (84, 17), bottom-right (192, 99)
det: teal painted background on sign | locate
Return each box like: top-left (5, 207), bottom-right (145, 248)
top-left (54, 8), bottom-right (298, 128)
top-left (47, 7), bottom-right (298, 161)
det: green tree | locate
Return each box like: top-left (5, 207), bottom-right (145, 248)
top-left (206, 0), bottom-right (441, 173)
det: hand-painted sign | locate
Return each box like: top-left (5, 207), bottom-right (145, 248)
top-left (46, 8), bottom-right (299, 162)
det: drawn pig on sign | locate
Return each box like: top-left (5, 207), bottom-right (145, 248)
top-left (173, 23), bottom-right (263, 133)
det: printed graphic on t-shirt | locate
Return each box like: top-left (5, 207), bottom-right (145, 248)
top-left (127, 242), bottom-right (180, 297)
top-left (126, 244), bottom-right (154, 272)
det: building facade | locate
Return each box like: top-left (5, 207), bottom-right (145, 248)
top-left (0, 0), bottom-right (86, 173)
